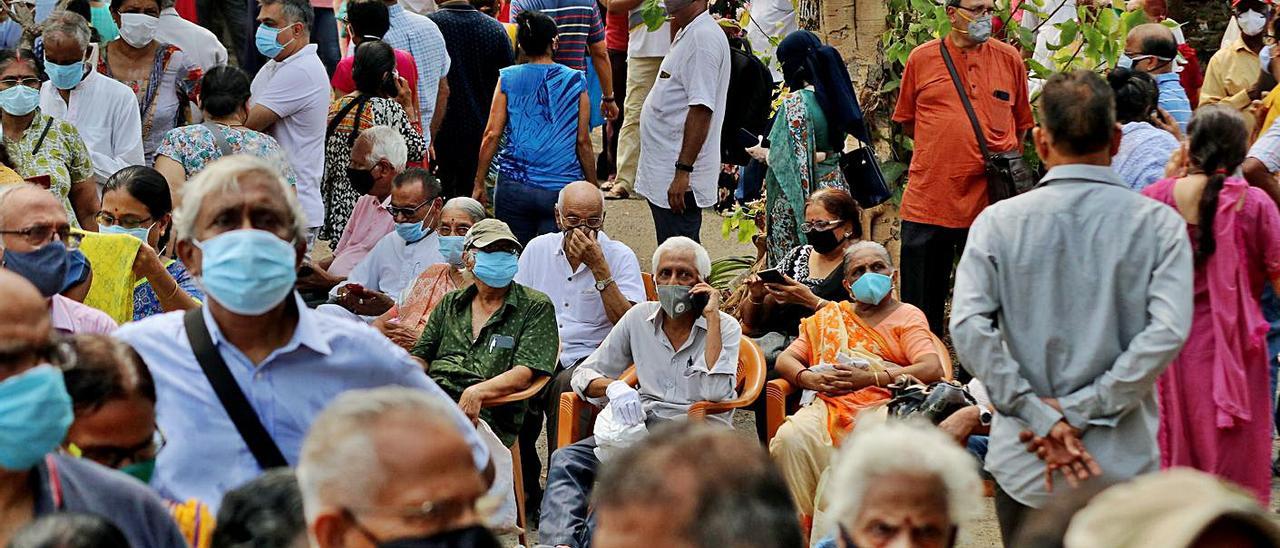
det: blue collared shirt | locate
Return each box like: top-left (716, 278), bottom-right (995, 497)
top-left (1153, 72), bottom-right (1192, 133)
top-left (1113, 122), bottom-right (1180, 191)
top-left (384, 4), bottom-right (451, 144)
top-left (952, 164), bottom-right (1192, 509)
top-left (114, 294), bottom-right (489, 512)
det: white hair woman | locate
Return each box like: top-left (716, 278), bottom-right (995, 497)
top-left (373, 196), bottom-right (488, 350)
top-left (820, 421), bottom-right (982, 548)
top-left (769, 241), bottom-right (951, 539)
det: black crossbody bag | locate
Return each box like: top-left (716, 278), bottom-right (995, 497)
top-left (939, 41), bottom-right (1035, 204)
top-left (184, 309), bottom-right (289, 470)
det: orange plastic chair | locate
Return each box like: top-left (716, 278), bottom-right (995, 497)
top-left (556, 337), bottom-right (766, 448)
top-left (481, 375), bottom-right (550, 546)
top-left (641, 272), bottom-right (658, 301)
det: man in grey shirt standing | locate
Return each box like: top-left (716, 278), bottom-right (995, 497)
top-left (951, 70), bottom-right (1193, 546)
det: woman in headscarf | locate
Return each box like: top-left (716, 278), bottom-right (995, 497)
top-left (762, 30), bottom-right (862, 266)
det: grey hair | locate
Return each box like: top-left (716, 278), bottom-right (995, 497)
top-left (173, 155), bottom-right (307, 243)
top-left (652, 236), bottom-right (711, 279)
top-left (442, 197), bottom-right (487, 223)
top-left (297, 387), bottom-right (462, 524)
top-left (43, 11), bottom-right (91, 51)
top-left (260, 0), bottom-right (315, 27)
top-left (555, 182), bottom-right (604, 210)
top-left (828, 421), bottom-right (983, 531)
top-left (357, 126), bottom-right (408, 172)
top-left (844, 240), bottom-right (894, 270)
top-left (160, 0), bottom-right (176, 8)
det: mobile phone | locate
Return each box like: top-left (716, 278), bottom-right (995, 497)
top-left (757, 268), bottom-right (787, 284)
top-left (689, 291), bottom-right (709, 313)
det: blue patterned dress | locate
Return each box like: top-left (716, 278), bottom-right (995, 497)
top-left (132, 260), bottom-right (204, 321)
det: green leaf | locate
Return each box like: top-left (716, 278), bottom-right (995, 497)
top-left (737, 220), bottom-right (755, 243)
top-left (721, 217), bottom-right (733, 240)
top-left (881, 78), bottom-right (901, 94)
top-left (880, 160), bottom-right (908, 185)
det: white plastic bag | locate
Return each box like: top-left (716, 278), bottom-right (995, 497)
top-left (593, 403), bottom-right (649, 464)
top-left (474, 420), bottom-right (519, 532)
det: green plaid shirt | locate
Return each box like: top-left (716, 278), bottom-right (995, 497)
top-left (412, 283), bottom-right (559, 445)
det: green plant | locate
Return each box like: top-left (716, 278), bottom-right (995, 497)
top-left (721, 200), bottom-right (764, 243)
top-left (708, 255), bottom-right (756, 292)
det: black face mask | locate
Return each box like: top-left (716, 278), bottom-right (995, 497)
top-left (348, 166), bottom-right (377, 195)
top-left (806, 226), bottom-right (847, 254)
top-left (375, 525), bottom-right (503, 548)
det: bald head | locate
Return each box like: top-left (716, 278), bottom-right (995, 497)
top-left (556, 181), bottom-right (605, 233)
top-left (1125, 24), bottom-right (1177, 74)
top-left (0, 270), bottom-right (53, 381)
top-left (0, 184), bottom-right (64, 230)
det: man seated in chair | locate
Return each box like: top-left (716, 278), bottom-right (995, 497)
top-left (768, 241), bottom-right (948, 539)
top-left (410, 219), bottom-right (559, 447)
top-left (538, 236), bottom-right (742, 548)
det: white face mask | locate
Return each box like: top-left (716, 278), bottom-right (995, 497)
top-left (1239, 9), bottom-right (1268, 37)
top-left (118, 13), bottom-right (159, 48)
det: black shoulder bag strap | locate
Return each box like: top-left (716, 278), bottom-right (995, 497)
top-left (183, 308), bottom-right (289, 469)
top-left (31, 118), bottom-right (54, 155)
top-left (939, 41), bottom-right (993, 161)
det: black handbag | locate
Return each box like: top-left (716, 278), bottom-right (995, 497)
top-left (939, 41), bottom-right (1036, 204)
top-left (886, 378), bottom-right (975, 424)
top-left (840, 145), bottom-right (893, 209)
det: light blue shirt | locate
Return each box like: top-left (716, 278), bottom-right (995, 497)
top-left (1113, 121), bottom-right (1179, 191)
top-left (383, 4), bottom-right (451, 146)
top-left (114, 295), bottom-right (490, 513)
top-left (1153, 72), bottom-right (1192, 133)
top-left (952, 164), bottom-right (1192, 509)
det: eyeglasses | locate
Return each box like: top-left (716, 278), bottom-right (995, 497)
top-left (77, 428), bottom-right (167, 469)
top-left (954, 4), bottom-right (995, 16)
top-left (1267, 35), bottom-right (1278, 45)
top-left (0, 339), bottom-right (73, 378)
top-left (561, 216), bottom-right (604, 230)
top-left (0, 77), bottom-right (41, 89)
top-left (800, 219), bottom-right (842, 233)
top-left (0, 223), bottom-right (82, 250)
top-left (386, 200), bottom-right (431, 220)
top-left (437, 224), bottom-right (471, 237)
top-left (95, 212), bottom-right (154, 230)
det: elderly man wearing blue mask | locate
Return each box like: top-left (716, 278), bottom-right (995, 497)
top-left (113, 155), bottom-right (491, 514)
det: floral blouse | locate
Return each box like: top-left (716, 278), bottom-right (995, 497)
top-left (132, 260), bottom-right (203, 320)
top-left (98, 43), bottom-right (202, 165)
top-left (2, 110), bottom-right (94, 227)
top-left (156, 124), bottom-right (298, 186)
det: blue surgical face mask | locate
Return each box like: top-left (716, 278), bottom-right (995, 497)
top-left (471, 250), bottom-right (518, 288)
top-left (44, 58), bottom-right (86, 91)
top-left (850, 272), bottom-right (893, 305)
top-left (0, 365), bottom-right (73, 471)
top-left (100, 223), bottom-right (153, 244)
top-left (1116, 53), bottom-right (1134, 70)
top-left (0, 84), bottom-right (39, 116)
top-left (438, 235), bottom-right (465, 267)
top-left (3, 240), bottom-right (69, 298)
top-left (255, 23), bottom-right (295, 59)
top-left (194, 229), bottom-right (298, 316)
top-left (396, 222), bottom-right (429, 244)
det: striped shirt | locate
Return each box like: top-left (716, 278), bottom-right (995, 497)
top-left (510, 0), bottom-right (605, 71)
top-left (384, 4), bottom-right (452, 144)
top-left (1153, 72), bottom-right (1192, 134)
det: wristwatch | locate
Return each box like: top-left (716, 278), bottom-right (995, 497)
top-left (595, 277), bottom-right (615, 292)
top-left (977, 404), bottom-right (993, 427)
top-left (675, 162), bottom-right (695, 173)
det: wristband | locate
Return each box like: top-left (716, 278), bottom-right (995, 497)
top-left (675, 162), bottom-right (695, 173)
top-left (602, 96), bottom-right (616, 103)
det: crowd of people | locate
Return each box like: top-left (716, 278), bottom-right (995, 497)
top-left (4, 0), bottom-right (1280, 546)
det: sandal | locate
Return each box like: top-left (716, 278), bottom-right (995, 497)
top-left (605, 187), bottom-right (630, 200)
top-left (600, 180), bottom-right (615, 191)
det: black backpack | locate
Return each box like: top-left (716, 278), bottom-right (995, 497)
top-left (721, 37), bottom-right (774, 166)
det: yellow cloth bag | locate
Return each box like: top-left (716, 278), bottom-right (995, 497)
top-left (73, 229), bottom-right (141, 324)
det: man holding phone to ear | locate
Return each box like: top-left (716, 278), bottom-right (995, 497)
top-left (538, 236), bottom-right (741, 547)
